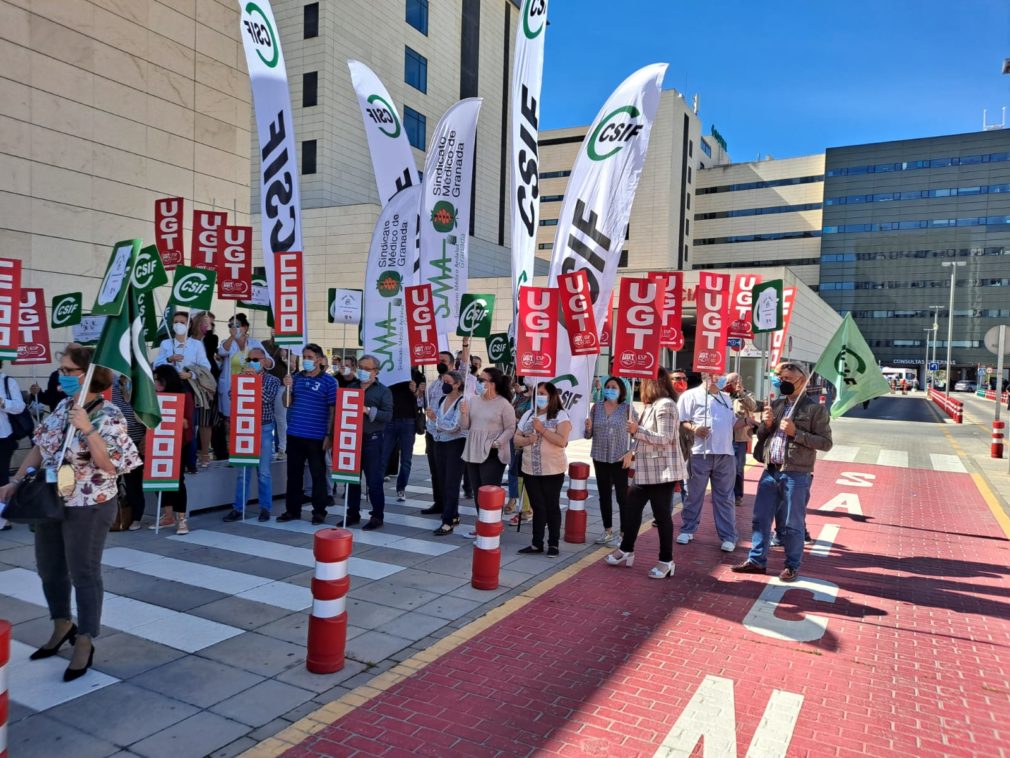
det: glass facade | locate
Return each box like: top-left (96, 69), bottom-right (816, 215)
top-left (819, 131), bottom-right (1010, 378)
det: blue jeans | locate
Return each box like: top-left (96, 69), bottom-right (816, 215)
top-left (748, 469), bottom-right (812, 570)
top-left (381, 418), bottom-right (416, 492)
top-left (507, 439), bottom-right (520, 499)
top-left (233, 422), bottom-right (274, 514)
top-left (733, 440), bottom-right (749, 499)
top-left (681, 453), bottom-right (737, 543)
top-left (349, 432), bottom-right (386, 520)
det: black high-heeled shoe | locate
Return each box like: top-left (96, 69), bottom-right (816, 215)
top-left (29, 623), bottom-right (77, 660)
top-left (63, 643), bottom-right (95, 682)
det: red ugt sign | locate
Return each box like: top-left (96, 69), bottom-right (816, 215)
top-left (191, 210), bottom-right (226, 270)
top-left (728, 274), bottom-right (762, 340)
top-left (558, 270), bottom-right (599, 356)
top-left (693, 271), bottom-right (731, 374)
top-left (332, 388), bottom-right (364, 484)
top-left (155, 197), bottom-right (185, 270)
top-left (404, 284), bottom-right (439, 365)
top-left (16, 288), bottom-right (50, 365)
top-left (648, 271), bottom-right (684, 350)
top-left (273, 251), bottom-right (304, 344)
top-left (143, 392), bottom-right (185, 491)
top-left (0, 258), bottom-right (22, 361)
top-left (218, 225), bottom-right (252, 300)
top-left (517, 286), bottom-right (559, 378)
top-left (612, 277), bottom-right (661, 380)
top-left (229, 374), bottom-right (262, 465)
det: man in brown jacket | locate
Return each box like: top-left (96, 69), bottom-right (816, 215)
top-left (725, 373), bottom-right (757, 507)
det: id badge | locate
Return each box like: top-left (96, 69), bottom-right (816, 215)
top-left (45, 467), bottom-right (58, 484)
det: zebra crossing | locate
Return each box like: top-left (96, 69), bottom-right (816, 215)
top-left (820, 445), bottom-right (968, 472)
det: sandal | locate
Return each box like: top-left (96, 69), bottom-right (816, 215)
top-left (504, 498), bottom-right (517, 514)
top-left (432, 524), bottom-right (454, 536)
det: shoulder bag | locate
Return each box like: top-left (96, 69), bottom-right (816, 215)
top-left (3, 375), bottom-right (35, 441)
top-left (4, 468), bottom-right (64, 524)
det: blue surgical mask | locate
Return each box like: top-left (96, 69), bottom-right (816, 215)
top-left (535, 395), bottom-right (548, 409)
top-left (356, 368), bottom-right (372, 382)
top-left (474, 382), bottom-right (486, 396)
top-left (302, 359), bottom-right (317, 372)
top-left (716, 377), bottom-right (728, 390)
top-left (603, 388), bottom-right (619, 402)
top-left (59, 374), bottom-right (81, 396)
top-left (247, 360), bottom-right (262, 372)
top-left (771, 376), bottom-right (782, 389)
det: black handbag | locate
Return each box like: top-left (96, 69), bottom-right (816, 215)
top-left (4, 468), bottom-right (64, 524)
top-left (3, 375), bottom-right (35, 441)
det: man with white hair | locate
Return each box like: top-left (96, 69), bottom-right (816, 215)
top-left (725, 373), bottom-right (757, 507)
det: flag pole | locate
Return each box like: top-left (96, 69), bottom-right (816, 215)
top-left (155, 492), bottom-right (163, 534)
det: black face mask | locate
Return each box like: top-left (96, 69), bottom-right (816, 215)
top-left (441, 382), bottom-right (454, 395)
top-left (470, 364), bottom-right (478, 375)
top-left (778, 380), bottom-right (796, 396)
top-left (436, 363), bottom-right (449, 375)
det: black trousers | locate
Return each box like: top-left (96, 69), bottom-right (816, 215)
top-left (593, 459), bottom-right (628, 531)
top-left (124, 463), bottom-right (147, 521)
top-left (161, 447), bottom-right (188, 513)
top-left (0, 434), bottom-right (17, 486)
top-left (433, 438), bottom-right (466, 526)
top-left (525, 473), bottom-right (565, 549)
top-left (620, 481), bottom-right (676, 563)
top-left (466, 451), bottom-right (506, 497)
top-left (425, 432), bottom-right (444, 508)
top-left (286, 435), bottom-right (328, 518)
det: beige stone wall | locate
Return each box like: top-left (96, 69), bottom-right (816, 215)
top-left (0, 0), bottom-right (251, 369)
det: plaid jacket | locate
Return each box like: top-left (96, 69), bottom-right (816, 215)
top-left (631, 397), bottom-right (688, 485)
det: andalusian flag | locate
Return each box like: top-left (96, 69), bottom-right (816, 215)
top-left (813, 313), bottom-right (891, 419)
top-left (94, 285), bottom-right (162, 429)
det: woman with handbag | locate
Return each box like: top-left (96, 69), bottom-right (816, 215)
top-left (0, 360), bottom-right (28, 486)
top-left (0, 345), bottom-right (142, 681)
top-left (426, 370), bottom-right (467, 536)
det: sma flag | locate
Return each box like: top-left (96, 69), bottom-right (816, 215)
top-left (93, 286), bottom-right (162, 429)
top-left (813, 313), bottom-right (891, 419)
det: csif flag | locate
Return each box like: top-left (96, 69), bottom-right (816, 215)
top-left (93, 286), bottom-right (161, 429)
top-left (51, 292), bottom-right (83, 329)
top-left (93, 240), bottom-right (140, 317)
top-left (456, 294), bottom-right (495, 338)
top-left (813, 313), bottom-right (891, 419)
top-left (132, 244), bottom-right (169, 294)
top-left (168, 265), bottom-right (216, 311)
top-left (546, 63), bottom-right (666, 438)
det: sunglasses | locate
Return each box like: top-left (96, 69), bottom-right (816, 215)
top-left (779, 364), bottom-right (801, 372)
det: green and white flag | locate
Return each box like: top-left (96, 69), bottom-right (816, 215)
top-left (456, 294), bottom-right (495, 338)
top-left (94, 286), bottom-right (162, 429)
top-left (51, 292), bottom-right (83, 328)
top-left (813, 313), bottom-right (891, 419)
top-left (131, 244), bottom-right (169, 294)
top-left (239, 267), bottom-right (272, 312)
top-left (167, 265), bottom-right (216, 311)
top-left (486, 333), bottom-right (510, 365)
top-left (150, 302), bottom-right (175, 350)
top-left (328, 288), bottom-right (362, 325)
top-left (751, 280), bottom-right (783, 334)
top-left (92, 239), bottom-right (140, 316)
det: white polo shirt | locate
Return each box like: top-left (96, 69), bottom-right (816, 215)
top-left (677, 385), bottom-right (735, 456)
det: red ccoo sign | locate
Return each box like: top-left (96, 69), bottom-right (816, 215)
top-left (693, 271), bottom-right (731, 374)
top-left (16, 288), bottom-right (50, 365)
top-left (143, 392), bottom-right (185, 491)
top-left (155, 197), bottom-right (185, 270)
top-left (274, 251), bottom-right (304, 345)
top-left (191, 210), bottom-right (226, 271)
top-left (728, 274), bottom-right (762, 340)
top-left (558, 271), bottom-right (599, 356)
top-left (0, 258), bottom-right (22, 361)
top-left (612, 277), bottom-right (661, 379)
top-left (229, 374), bottom-right (262, 465)
top-left (218, 225), bottom-right (252, 300)
top-left (404, 284), bottom-right (439, 365)
top-left (332, 388), bottom-right (364, 484)
top-left (517, 286), bottom-right (559, 378)
top-left (648, 271), bottom-right (684, 350)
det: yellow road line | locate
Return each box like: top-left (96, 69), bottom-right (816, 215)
top-left (970, 472), bottom-right (1010, 540)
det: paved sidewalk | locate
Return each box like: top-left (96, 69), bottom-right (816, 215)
top-left (254, 458), bottom-right (1010, 757)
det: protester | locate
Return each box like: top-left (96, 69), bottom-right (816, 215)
top-left (189, 311), bottom-right (219, 468)
top-left (421, 351), bottom-right (456, 517)
top-left (344, 354), bottom-right (393, 529)
top-left (224, 348), bottom-right (281, 523)
top-left (336, 355), bottom-right (359, 388)
top-left (0, 360), bottom-right (27, 487)
top-left (604, 367), bottom-right (685, 578)
top-left (733, 361), bottom-right (833, 581)
top-left (507, 379), bottom-right (532, 519)
top-left (110, 376), bottom-right (147, 531)
top-left (725, 372), bottom-right (757, 507)
top-left (279, 344), bottom-right (337, 525)
top-left (259, 330), bottom-right (290, 458)
top-left (217, 313), bottom-right (270, 421)
top-left (151, 365), bottom-right (194, 535)
top-left (585, 376), bottom-right (633, 546)
top-left (29, 366), bottom-right (67, 413)
top-left (514, 382), bottom-right (571, 557)
top-left (0, 345), bottom-right (141, 681)
top-left (460, 367), bottom-right (515, 530)
top-left (153, 310), bottom-right (212, 375)
top-left (427, 370), bottom-right (467, 535)
top-left (382, 368), bottom-right (426, 503)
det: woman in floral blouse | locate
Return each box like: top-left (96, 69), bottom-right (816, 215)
top-left (0, 345), bottom-right (142, 682)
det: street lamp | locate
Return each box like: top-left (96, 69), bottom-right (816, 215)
top-left (929, 304), bottom-right (941, 386)
top-left (923, 328), bottom-right (933, 388)
top-left (941, 261), bottom-right (966, 397)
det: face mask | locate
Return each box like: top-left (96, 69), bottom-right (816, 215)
top-left (673, 380), bottom-right (688, 394)
top-left (715, 377), bottom-right (728, 390)
top-left (436, 363), bottom-right (449, 375)
top-left (778, 380), bottom-right (796, 396)
top-left (247, 360), bottom-right (262, 372)
top-left (771, 376), bottom-right (782, 389)
top-left (302, 359), bottom-right (317, 372)
top-left (201, 323), bottom-right (212, 334)
top-left (341, 366), bottom-right (352, 376)
top-left (441, 382), bottom-right (454, 395)
top-left (173, 322), bottom-right (187, 336)
top-left (603, 388), bottom-right (619, 402)
top-left (59, 375), bottom-right (81, 396)
top-left (357, 369), bottom-right (372, 383)
top-left (535, 395), bottom-right (548, 409)
top-left (470, 364), bottom-right (478, 375)
top-left (474, 382), bottom-right (486, 396)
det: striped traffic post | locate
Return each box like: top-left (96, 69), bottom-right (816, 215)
top-left (306, 529), bottom-right (351, 674)
top-left (564, 462), bottom-right (590, 544)
top-left (0, 620), bottom-right (9, 758)
top-left (472, 485), bottom-right (505, 590)
top-left (992, 420), bottom-right (1005, 459)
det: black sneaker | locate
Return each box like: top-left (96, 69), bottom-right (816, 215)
top-left (420, 505), bottom-right (443, 515)
top-left (276, 513), bottom-right (299, 523)
top-left (731, 561), bottom-right (766, 575)
top-left (804, 530), bottom-right (813, 544)
top-left (517, 545), bottom-right (543, 555)
top-left (223, 510), bottom-right (242, 523)
top-left (345, 513), bottom-right (361, 527)
top-left (362, 518), bottom-right (383, 531)
top-left (258, 510), bottom-right (270, 522)
top-left (311, 514), bottom-right (326, 525)
top-left (547, 546), bottom-right (559, 558)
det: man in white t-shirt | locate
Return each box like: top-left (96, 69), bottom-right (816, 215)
top-left (676, 373), bottom-right (738, 552)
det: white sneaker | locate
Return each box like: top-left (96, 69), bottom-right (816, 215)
top-left (396, 491), bottom-right (406, 502)
top-left (460, 529), bottom-right (478, 539)
top-left (720, 540), bottom-right (736, 552)
top-left (594, 529), bottom-right (614, 545)
top-left (676, 533), bottom-right (694, 545)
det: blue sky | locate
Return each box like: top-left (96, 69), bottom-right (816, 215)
top-left (539, 0), bottom-right (1010, 160)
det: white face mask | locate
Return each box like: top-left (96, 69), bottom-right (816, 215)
top-left (173, 322), bottom-right (187, 336)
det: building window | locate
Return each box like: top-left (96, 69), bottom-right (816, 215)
top-left (684, 219), bottom-right (690, 235)
top-left (683, 244), bottom-right (689, 262)
top-left (701, 140), bottom-right (712, 157)
top-left (625, 225), bottom-right (630, 240)
top-left (688, 140), bottom-right (693, 157)
top-left (302, 139), bottom-right (317, 174)
top-left (404, 47), bottom-right (427, 93)
top-left (302, 71), bottom-right (318, 107)
top-left (687, 166), bottom-right (692, 184)
top-left (404, 106), bottom-right (426, 149)
top-left (538, 243), bottom-right (553, 250)
top-left (618, 250), bottom-right (629, 268)
top-left (406, 0), bottom-right (428, 34)
top-left (686, 193), bottom-right (691, 210)
top-left (304, 3), bottom-right (319, 38)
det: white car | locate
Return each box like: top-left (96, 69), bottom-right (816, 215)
top-left (953, 380), bottom-right (977, 392)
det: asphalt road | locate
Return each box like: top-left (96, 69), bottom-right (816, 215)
top-left (837, 391), bottom-right (943, 423)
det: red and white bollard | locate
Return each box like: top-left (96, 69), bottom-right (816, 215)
top-left (1, 620), bottom-right (9, 758)
top-left (306, 529), bottom-right (351, 674)
top-left (992, 420), bottom-right (1005, 458)
top-left (472, 485), bottom-right (505, 590)
top-left (564, 462), bottom-right (589, 544)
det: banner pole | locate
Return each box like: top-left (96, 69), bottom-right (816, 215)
top-left (155, 492), bottom-right (162, 535)
top-left (342, 483), bottom-right (348, 529)
top-left (627, 378), bottom-right (635, 450)
top-left (241, 465), bottom-right (247, 523)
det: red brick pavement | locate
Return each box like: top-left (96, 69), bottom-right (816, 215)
top-left (284, 461), bottom-right (1010, 757)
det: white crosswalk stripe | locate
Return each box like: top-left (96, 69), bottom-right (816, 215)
top-left (259, 511), bottom-right (458, 555)
top-left (929, 453), bottom-right (968, 473)
top-left (6, 639), bottom-right (119, 711)
top-left (823, 445), bottom-right (860, 462)
top-left (875, 450), bottom-right (908, 468)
